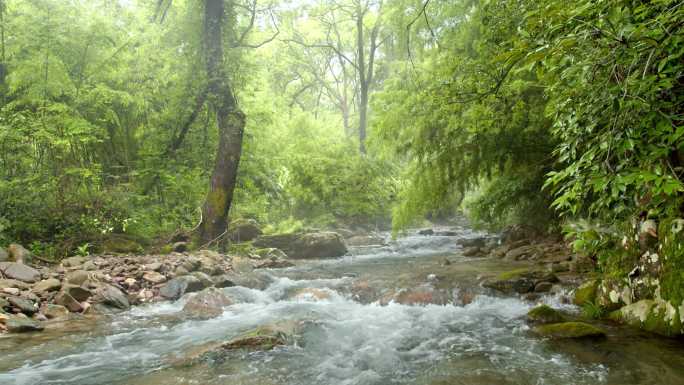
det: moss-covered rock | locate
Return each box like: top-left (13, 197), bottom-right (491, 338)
top-left (573, 280), bottom-right (599, 306)
top-left (610, 299), bottom-right (683, 337)
top-left (527, 305), bottom-right (566, 324)
top-left (533, 322), bottom-right (606, 339)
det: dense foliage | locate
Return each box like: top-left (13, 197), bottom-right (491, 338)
top-left (0, 0), bottom-right (395, 256)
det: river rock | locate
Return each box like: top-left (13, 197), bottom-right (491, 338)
top-left (55, 292), bottom-right (83, 312)
top-left (62, 256), bottom-right (89, 268)
top-left (94, 284), bottom-right (130, 310)
top-left (159, 276), bottom-right (206, 300)
top-left (211, 274), bottom-right (236, 288)
top-left (418, 229), bottom-right (434, 236)
top-left (64, 284), bottom-right (92, 302)
top-left (228, 218), bottom-right (262, 242)
top-left (172, 242), bottom-right (188, 253)
top-left (43, 304), bottom-right (70, 319)
top-left (33, 278), bottom-right (62, 293)
top-left (254, 232), bottom-right (347, 259)
top-left (534, 282), bottom-right (553, 293)
top-left (8, 296), bottom-right (38, 315)
top-left (458, 237), bottom-right (486, 248)
top-left (5, 315), bottom-right (44, 333)
top-left (462, 246), bottom-right (483, 257)
top-left (0, 278), bottom-right (31, 290)
top-left (346, 235), bottom-right (386, 247)
top-left (2, 287), bottom-right (19, 295)
top-left (527, 305), bottom-right (566, 324)
top-left (0, 262), bottom-right (42, 283)
top-left (182, 287), bottom-right (233, 319)
top-left (143, 271), bottom-right (166, 284)
top-left (254, 248), bottom-right (288, 260)
top-left (65, 270), bottom-right (90, 286)
top-left (533, 322), bottom-right (605, 339)
top-left (145, 262), bottom-right (162, 272)
top-left (482, 268), bottom-right (558, 295)
top-left (254, 258), bottom-right (294, 269)
top-left (8, 244), bottom-right (32, 264)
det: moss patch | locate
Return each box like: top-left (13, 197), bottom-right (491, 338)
top-left (573, 280), bottom-right (598, 306)
top-left (534, 322), bottom-right (606, 339)
top-left (496, 268), bottom-right (531, 281)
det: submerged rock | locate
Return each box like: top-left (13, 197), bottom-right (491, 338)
top-left (43, 304), bottom-right (70, 320)
top-left (5, 315), bottom-right (44, 333)
top-left (533, 322), bottom-right (605, 339)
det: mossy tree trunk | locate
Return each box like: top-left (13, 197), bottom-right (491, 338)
top-left (199, 0), bottom-right (245, 245)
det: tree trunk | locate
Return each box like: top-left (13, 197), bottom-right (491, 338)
top-left (356, 9), bottom-right (367, 154)
top-left (200, 0), bottom-right (246, 245)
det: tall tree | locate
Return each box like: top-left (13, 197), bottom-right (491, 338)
top-left (199, 0), bottom-right (246, 245)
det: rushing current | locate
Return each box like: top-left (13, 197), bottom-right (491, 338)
top-left (1, 226), bottom-right (684, 385)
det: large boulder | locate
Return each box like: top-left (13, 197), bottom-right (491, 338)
top-left (254, 232), bottom-right (347, 259)
top-left (228, 218), bottom-right (262, 242)
top-left (0, 262), bottom-right (42, 283)
top-left (159, 276), bottom-right (206, 300)
top-left (182, 287), bottom-right (233, 319)
top-left (609, 299), bottom-right (683, 337)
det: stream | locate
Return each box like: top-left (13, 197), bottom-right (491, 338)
top-left (1, 227), bottom-right (684, 385)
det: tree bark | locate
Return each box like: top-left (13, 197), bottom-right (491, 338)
top-left (200, 0), bottom-right (246, 245)
top-left (356, 9), bottom-right (367, 154)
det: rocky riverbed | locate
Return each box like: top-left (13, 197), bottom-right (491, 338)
top-left (1, 225), bottom-right (684, 385)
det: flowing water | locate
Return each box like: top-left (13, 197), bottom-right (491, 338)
top-left (1, 227), bottom-right (684, 385)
